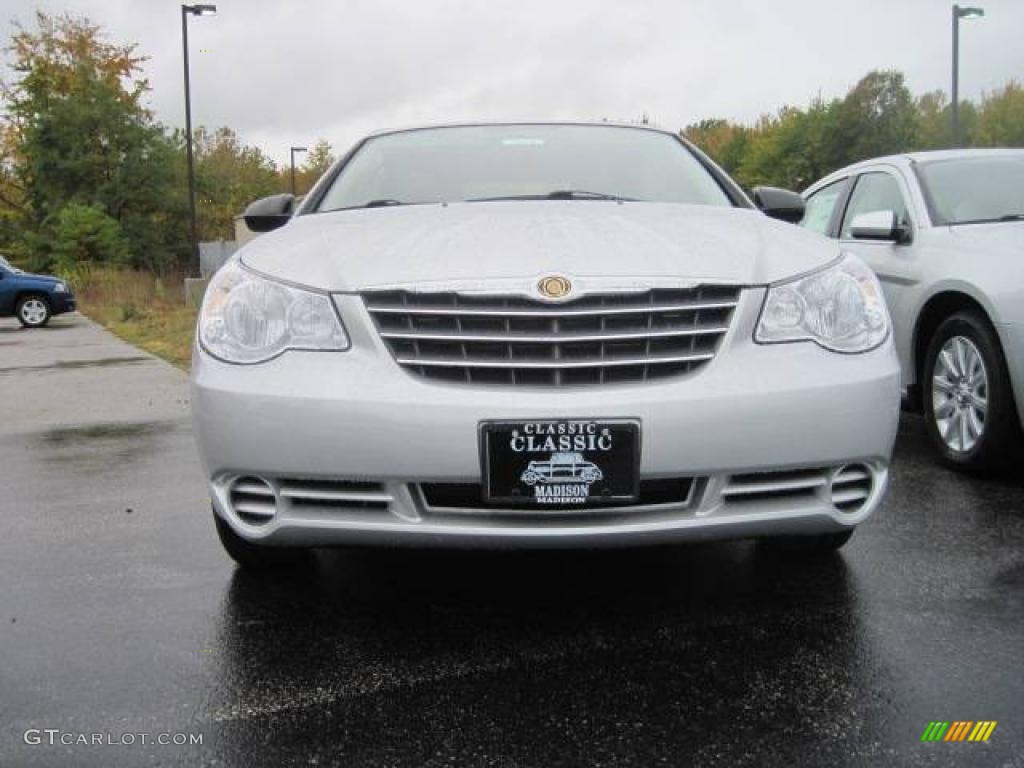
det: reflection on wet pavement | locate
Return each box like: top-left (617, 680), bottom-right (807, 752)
top-left (0, 406), bottom-right (1021, 767)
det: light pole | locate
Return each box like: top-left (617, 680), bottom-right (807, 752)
top-left (182, 3), bottom-right (217, 277)
top-left (951, 4), bottom-right (984, 148)
top-left (290, 146), bottom-right (308, 196)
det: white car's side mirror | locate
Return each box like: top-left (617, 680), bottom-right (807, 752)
top-left (850, 210), bottom-right (909, 243)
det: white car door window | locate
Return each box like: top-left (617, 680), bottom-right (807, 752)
top-left (800, 179), bottom-right (846, 236)
top-left (840, 172), bottom-right (910, 239)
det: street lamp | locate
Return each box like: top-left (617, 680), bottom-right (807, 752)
top-left (290, 147), bottom-right (309, 196)
top-left (181, 3), bottom-right (217, 277)
top-left (951, 4), bottom-right (984, 148)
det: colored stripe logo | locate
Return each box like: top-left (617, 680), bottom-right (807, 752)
top-left (921, 721), bottom-right (997, 742)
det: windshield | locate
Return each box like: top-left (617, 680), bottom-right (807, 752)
top-left (917, 155), bottom-right (1024, 225)
top-left (315, 125), bottom-right (734, 212)
top-left (0, 255), bottom-right (19, 273)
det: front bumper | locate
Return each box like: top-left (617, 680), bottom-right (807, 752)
top-left (49, 292), bottom-right (76, 314)
top-left (996, 322), bottom-right (1024, 430)
top-left (191, 289), bottom-right (901, 547)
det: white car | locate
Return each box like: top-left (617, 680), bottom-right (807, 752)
top-left (191, 122), bottom-right (899, 568)
top-left (802, 149), bottom-right (1024, 472)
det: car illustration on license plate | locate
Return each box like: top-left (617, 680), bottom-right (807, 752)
top-left (522, 453), bottom-right (603, 486)
top-left (482, 420), bottom-right (639, 506)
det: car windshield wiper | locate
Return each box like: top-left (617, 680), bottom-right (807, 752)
top-left (468, 189), bottom-right (635, 202)
top-left (950, 213), bottom-right (1024, 225)
top-left (323, 199), bottom-right (430, 213)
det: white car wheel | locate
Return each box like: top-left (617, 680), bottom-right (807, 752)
top-left (17, 296), bottom-right (50, 328)
top-left (932, 335), bottom-right (988, 454)
top-left (923, 311), bottom-right (1023, 474)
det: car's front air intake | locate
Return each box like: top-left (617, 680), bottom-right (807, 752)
top-left (229, 477), bottom-right (276, 526)
top-left (830, 464), bottom-right (874, 514)
top-left (277, 479), bottom-right (392, 516)
top-left (720, 467), bottom-right (828, 507)
top-left (363, 286), bottom-right (741, 387)
top-left (720, 464), bottom-right (879, 516)
top-left (225, 477), bottom-right (392, 524)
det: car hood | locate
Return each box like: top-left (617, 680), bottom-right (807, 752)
top-left (13, 272), bottom-right (61, 284)
top-left (239, 202), bottom-right (840, 292)
top-left (948, 219), bottom-right (1024, 251)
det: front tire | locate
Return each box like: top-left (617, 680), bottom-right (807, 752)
top-left (213, 511), bottom-right (309, 569)
top-left (922, 311), bottom-right (1022, 474)
top-left (16, 295), bottom-right (51, 328)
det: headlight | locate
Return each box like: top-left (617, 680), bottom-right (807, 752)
top-left (52, 282), bottom-right (68, 293)
top-left (199, 260), bottom-right (349, 364)
top-left (755, 253), bottom-right (889, 353)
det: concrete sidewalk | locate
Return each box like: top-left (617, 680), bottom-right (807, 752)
top-left (0, 313), bottom-right (190, 434)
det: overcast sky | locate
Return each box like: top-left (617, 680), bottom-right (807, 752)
top-left (4, 0), bottom-right (1023, 166)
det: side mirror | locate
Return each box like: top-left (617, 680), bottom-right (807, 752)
top-left (751, 186), bottom-right (806, 224)
top-left (849, 210), bottom-right (910, 243)
top-left (243, 193), bottom-right (296, 233)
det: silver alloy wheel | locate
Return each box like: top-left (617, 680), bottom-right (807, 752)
top-left (20, 298), bottom-right (48, 326)
top-left (932, 335), bottom-right (988, 453)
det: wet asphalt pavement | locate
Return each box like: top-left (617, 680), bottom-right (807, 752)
top-left (1, 315), bottom-right (1023, 767)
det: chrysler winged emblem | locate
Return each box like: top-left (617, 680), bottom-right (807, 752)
top-left (537, 275), bottom-right (572, 300)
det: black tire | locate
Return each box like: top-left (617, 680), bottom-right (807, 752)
top-left (15, 294), bottom-right (51, 328)
top-left (213, 511), bottom-right (309, 570)
top-left (760, 530), bottom-right (854, 557)
top-left (922, 310), bottom-right (1022, 474)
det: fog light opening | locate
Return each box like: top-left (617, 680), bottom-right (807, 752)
top-left (830, 464), bottom-right (874, 515)
top-left (228, 476), bottom-right (278, 526)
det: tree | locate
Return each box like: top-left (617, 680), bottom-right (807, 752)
top-left (0, 119), bottom-right (24, 256)
top-left (193, 126), bottom-right (280, 240)
top-left (277, 138), bottom-right (335, 197)
top-left (304, 139), bottom-right (335, 177)
top-left (736, 99), bottom-right (841, 190)
top-left (974, 81), bottom-right (1024, 147)
top-left (691, 70), bottom-right (938, 193)
top-left (51, 202), bottom-right (131, 271)
top-left (831, 70), bottom-right (920, 165)
top-left (1, 12), bottom-right (188, 271)
top-left (915, 90), bottom-right (951, 150)
top-left (683, 119), bottom-right (750, 177)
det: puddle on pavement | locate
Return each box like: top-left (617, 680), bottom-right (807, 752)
top-left (55, 356), bottom-right (151, 369)
top-left (36, 420), bottom-right (175, 471)
top-left (41, 421), bottom-right (167, 445)
top-left (0, 356), bottom-right (151, 375)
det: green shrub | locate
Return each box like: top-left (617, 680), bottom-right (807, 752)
top-left (120, 302), bottom-right (145, 322)
top-left (52, 203), bottom-right (133, 273)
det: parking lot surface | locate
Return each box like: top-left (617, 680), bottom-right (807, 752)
top-left (1, 314), bottom-right (1022, 767)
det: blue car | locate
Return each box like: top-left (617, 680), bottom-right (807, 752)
top-left (0, 255), bottom-right (76, 327)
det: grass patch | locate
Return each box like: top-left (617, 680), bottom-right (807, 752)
top-left (68, 267), bottom-right (197, 370)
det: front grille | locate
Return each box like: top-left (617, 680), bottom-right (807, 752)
top-left (363, 286), bottom-right (741, 386)
top-left (419, 477), bottom-right (694, 514)
top-left (720, 468), bottom-right (828, 507)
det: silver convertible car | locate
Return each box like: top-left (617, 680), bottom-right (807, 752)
top-left (192, 123), bottom-right (900, 568)
top-left (802, 149), bottom-right (1024, 473)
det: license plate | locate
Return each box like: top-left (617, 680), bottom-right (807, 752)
top-left (481, 419), bottom-right (640, 507)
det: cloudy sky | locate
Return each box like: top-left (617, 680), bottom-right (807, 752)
top-left (4, 0), bottom-right (1023, 166)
